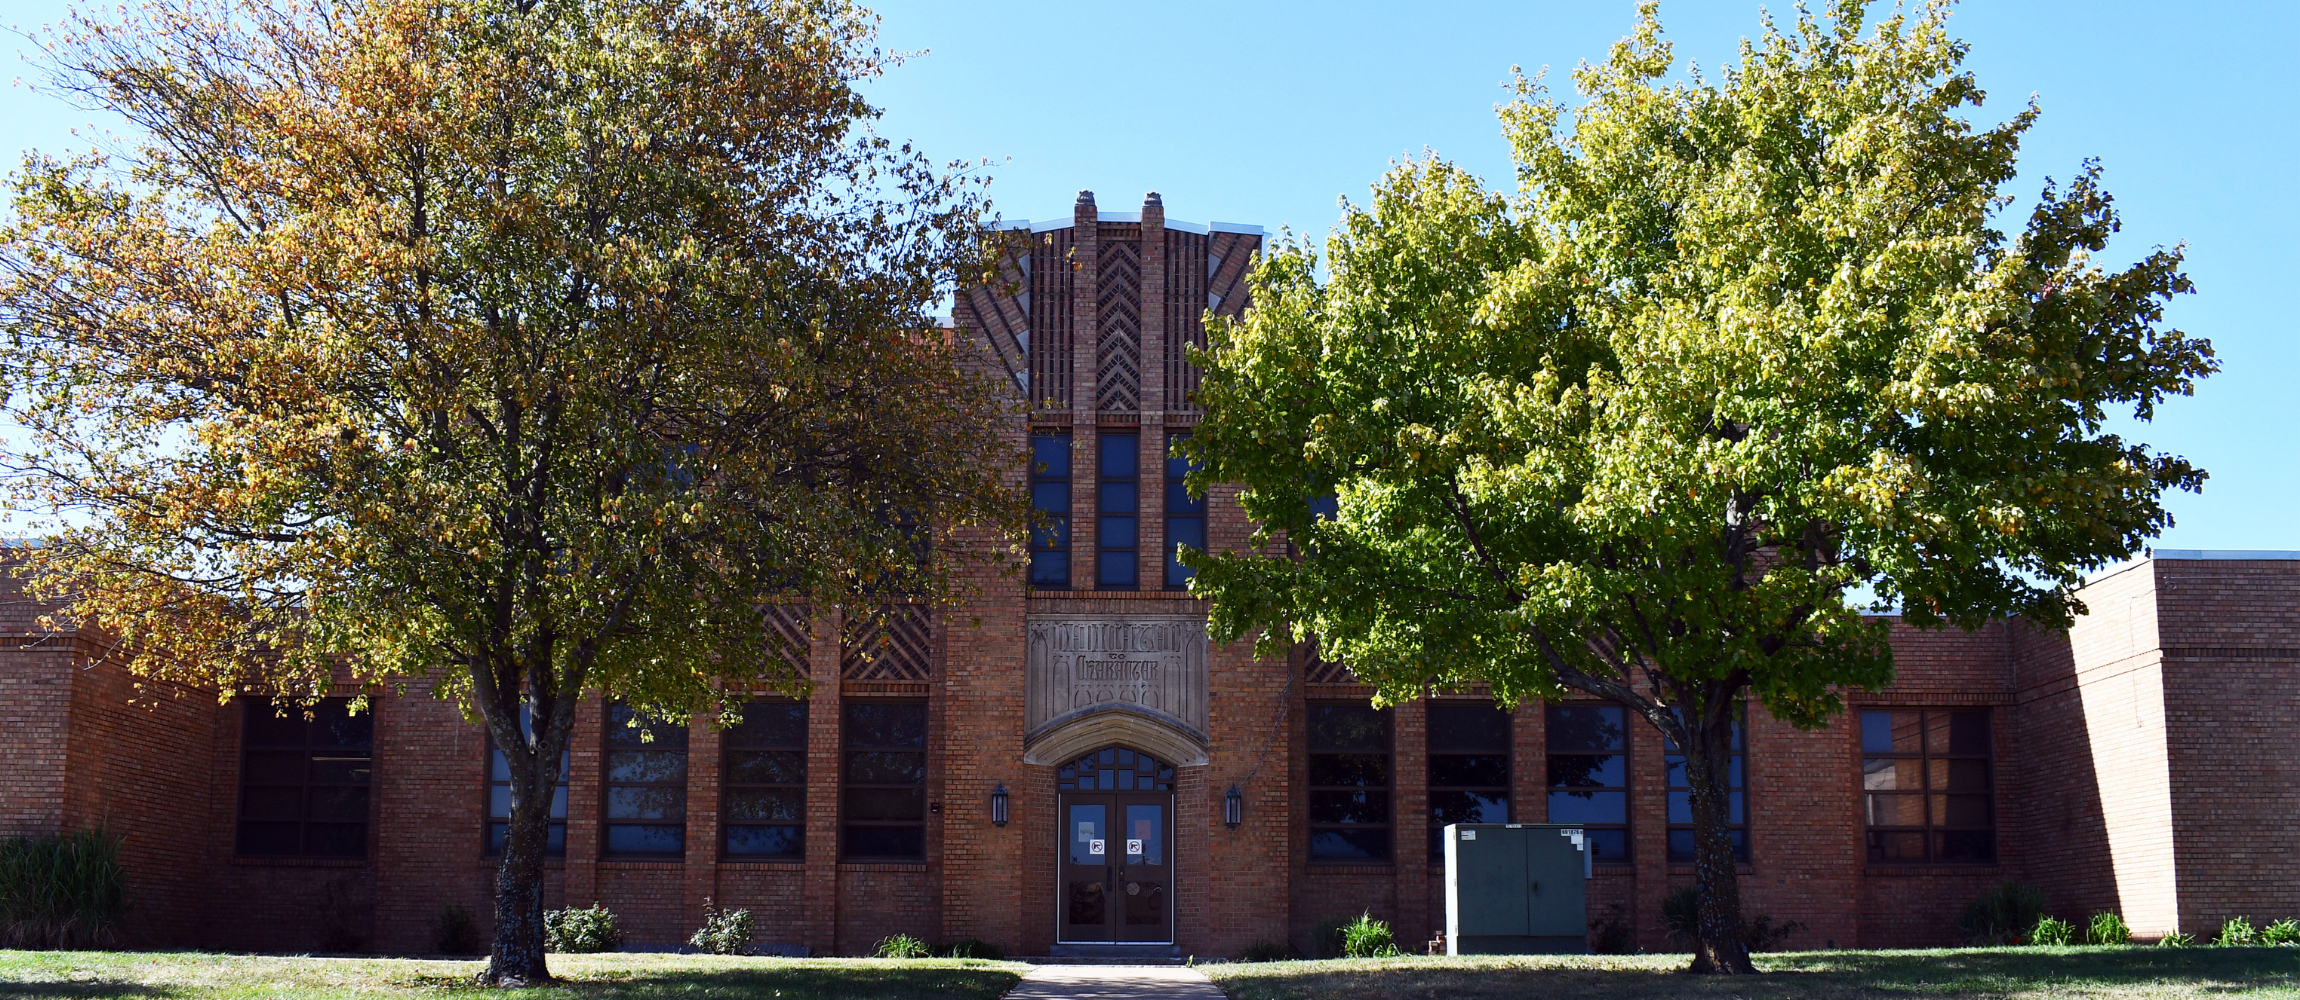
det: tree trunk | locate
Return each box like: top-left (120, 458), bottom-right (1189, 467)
top-left (479, 738), bottom-right (558, 986)
top-left (1684, 709), bottom-right (1757, 975)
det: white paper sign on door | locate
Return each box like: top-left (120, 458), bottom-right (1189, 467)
top-left (1088, 839), bottom-right (1105, 855)
top-left (1127, 839), bottom-right (1143, 855)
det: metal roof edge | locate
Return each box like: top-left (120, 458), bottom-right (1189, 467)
top-left (1209, 221), bottom-right (1264, 235)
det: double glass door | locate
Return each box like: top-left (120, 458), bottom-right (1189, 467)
top-left (1058, 792), bottom-right (1170, 943)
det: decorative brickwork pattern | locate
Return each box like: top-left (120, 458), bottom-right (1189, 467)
top-left (763, 604), bottom-right (812, 678)
top-left (1163, 229), bottom-right (1208, 411)
top-left (841, 606), bottom-right (933, 682)
top-left (1028, 228), bottom-right (1074, 411)
top-left (1095, 236), bottom-right (1143, 412)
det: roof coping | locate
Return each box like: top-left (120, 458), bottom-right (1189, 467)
top-left (1209, 221), bottom-right (1264, 235)
top-left (2150, 549), bottom-right (2300, 561)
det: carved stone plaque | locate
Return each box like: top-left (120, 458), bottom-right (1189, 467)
top-left (1025, 614), bottom-right (1209, 743)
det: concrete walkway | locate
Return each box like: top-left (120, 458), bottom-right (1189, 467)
top-left (1003, 964), bottom-right (1228, 1000)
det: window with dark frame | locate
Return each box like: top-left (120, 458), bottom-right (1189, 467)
top-left (1664, 712), bottom-right (1747, 863)
top-left (1096, 432), bottom-right (1139, 590)
top-left (603, 703), bottom-right (687, 856)
top-left (723, 700), bottom-right (807, 859)
top-left (1308, 702), bottom-right (1393, 861)
top-left (1547, 703), bottom-right (1630, 863)
top-left (1862, 708), bottom-right (1995, 863)
top-left (1164, 431), bottom-right (1204, 590)
top-left (486, 705), bottom-right (568, 856)
top-left (842, 700), bottom-right (927, 859)
top-left (1029, 431), bottom-right (1072, 588)
top-left (1427, 703), bottom-right (1511, 863)
top-left (236, 698), bottom-right (374, 858)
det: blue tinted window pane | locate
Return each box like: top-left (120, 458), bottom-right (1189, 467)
top-left (606, 824), bottom-right (682, 855)
top-left (726, 825), bottom-right (803, 858)
top-left (1166, 518), bottom-right (1203, 588)
top-left (1666, 791), bottom-right (1747, 825)
top-left (1548, 789), bottom-right (1627, 824)
top-left (1166, 480), bottom-right (1204, 516)
top-left (1310, 828), bottom-right (1390, 860)
top-left (1099, 515), bottom-right (1137, 548)
top-left (1308, 492), bottom-right (1338, 522)
top-left (1098, 551), bottom-right (1137, 588)
top-left (1033, 514), bottom-right (1069, 551)
top-left (1099, 481), bottom-right (1137, 513)
top-left (1583, 828), bottom-right (1629, 863)
top-left (1099, 435), bottom-right (1138, 478)
top-left (1547, 706), bottom-right (1625, 752)
top-left (1031, 551), bottom-right (1070, 587)
top-left (1547, 754), bottom-right (1625, 789)
top-left (1861, 711), bottom-right (1894, 753)
top-left (844, 825), bottom-right (923, 859)
top-left (1033, 435), bottom-right (1070, 477)
top-left (1032, 481), bottom-right (1071, 514)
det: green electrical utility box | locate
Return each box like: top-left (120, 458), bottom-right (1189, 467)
top-left (1443, 823), bottom-right (1590, 955)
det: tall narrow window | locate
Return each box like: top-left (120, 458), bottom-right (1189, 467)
top-left (1547, 704), bottom-right (1629, 863)
top-left (1427, 703), bottom-right (1511, 862)
top-left (842, 701), bottom-right (927, 859)
top-left (603, 703), bottom-right (687, 856)
top-left (724, 700), bottom-right (807, 858)
top-left (1097, 432), bottom-right (1139, 590)
top-left (487, 705), bottom-right (568, 855)
top-left (1665, 713), bottom-right (1746, 862)
top-left (1308, 702), bottom-right (1392, 861)
top-left (1029, 431), bottom-right (1072, 588)
top-left (1164, 431), bottom-right (1204, 590)
top-left (1862, 708), bottom-right (1995, 863)
top-left (237, 698), bottom-right (374, 858)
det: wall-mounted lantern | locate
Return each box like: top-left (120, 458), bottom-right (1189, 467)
top-left (1224, 783), bottom-right (1243, 829)
top-left (991, 784), bottom-right (1010, 827)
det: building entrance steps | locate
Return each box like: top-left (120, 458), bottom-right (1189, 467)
top-left (1003, 964), bottom-right (1228, 1000)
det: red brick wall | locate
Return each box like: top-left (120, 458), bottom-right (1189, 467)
top-left (2154, 559), bottom-right (2300, 935)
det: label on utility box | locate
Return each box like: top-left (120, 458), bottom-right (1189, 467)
top-left (1459, 830), bottom-right (1476, 840)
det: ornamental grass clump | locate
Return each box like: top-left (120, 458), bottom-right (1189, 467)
top-left (2086, 911), bottom-right (2132, 946)
top-left (0, 827), bottom-right (128, 949)
top-left (2260, 919), bottom-right (2300, 946)
top-left (2217, 916), bottom-right (2258, 947)
top-left (1341, 912), bottom-right (1400, 959)
top-left (544, 904), bottom-right (621, 954)
top-left (873, 934), bottom-right (930, 959)
top-left (2029, 916), bottom-right (2076, 947)
top-left (2157, 931), bottom-right (2195, 947)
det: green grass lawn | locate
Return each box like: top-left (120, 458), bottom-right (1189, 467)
top-left (0, 951), bottom-right (1027, 1000)
top-left (1200, 946), bottom-right (2300, 1000)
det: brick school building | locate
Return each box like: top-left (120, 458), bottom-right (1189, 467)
top-left (4, 192), bottom-right (2299, 958)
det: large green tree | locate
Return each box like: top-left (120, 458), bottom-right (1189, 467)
top-left (0, 0), bottom-right (1020, 983)
top-left (1183, 0), bottom-right (2211, 973)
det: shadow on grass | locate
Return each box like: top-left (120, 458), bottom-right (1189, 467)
top-left (1209, 947), bottom-right (2300, 1000)
top-left (399, 963), bottom-right (1024, 1000)
top-left (0, 963), bottom-right (1021, 1000)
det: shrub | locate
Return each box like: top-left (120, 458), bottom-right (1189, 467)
top-left (433, 904), bottom-right (483, 955)
top-left (2217, 916), bottom-right (2257, 947)
top-left (2157, 931), bottom-right (2195, 947)
top-left (1308, 917), bottom-right (1353, 959)
top-left (2086, 911), bottom-right (2132, 946)
top-left (1240, 941), bottom-right (1290, 962)
top-left (0, 827), bottom-right (128, 950)
top-left (1588, 906), bottom-right (1637, 955)
top-left (2030, 916), bottom-right (2076, 946)
top-left (1660, 885), bottom-right (1805, 952)
top-left (937, 938), bottom-right (1003, 960)
top-left (1340, 912), bottom-right (1399, 958)
top-left (873, 933), bottom-right (930, 959)
top-left (2262, 919), bottom-right (2300, 946)
top-left (1958, 881), bottom-right (2048, 946)
top-left (544, 904), bottom-right (621, 953)
top-left (687, 898), bottom-right (753, 955)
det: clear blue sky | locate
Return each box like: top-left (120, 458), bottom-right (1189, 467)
top-left (5, 1), bottom-right (2293, 550)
